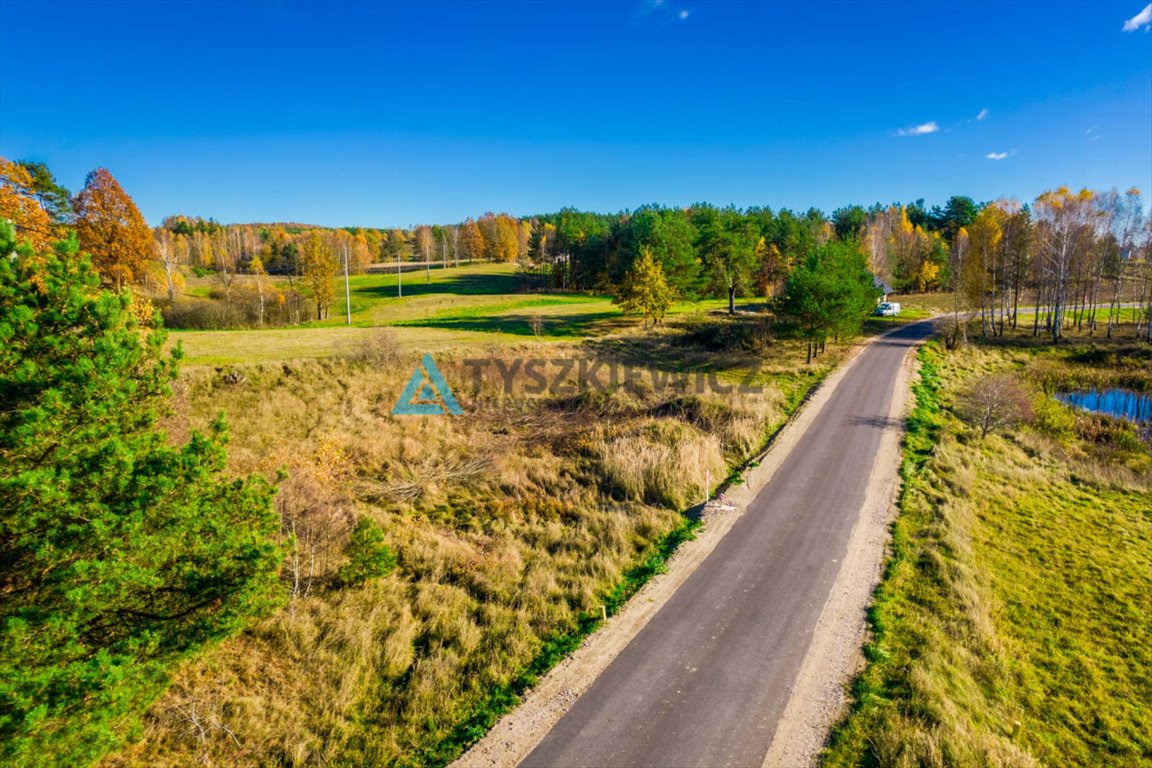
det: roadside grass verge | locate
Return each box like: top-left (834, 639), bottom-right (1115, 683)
top-left (824, 339), bottom-right (1152, 767)
top-left (408, 516), bottom-right (702, 767)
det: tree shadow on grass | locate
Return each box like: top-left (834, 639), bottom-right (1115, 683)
top-left (356, 271), bottom-right (521, 298)
top-left (394, 311), bottom-right (633, 338)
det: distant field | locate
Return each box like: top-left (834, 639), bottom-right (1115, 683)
top-left (171, 263), bottom-right (754, 365)
top-left (168, 326), bottom-right (525, 366)
top-left (888, 291), bottom-right (955, 314)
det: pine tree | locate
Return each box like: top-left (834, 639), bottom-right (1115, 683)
top-left (0, 222), bottom-right (282, 766)
top-left (777, 240), bottom-right (878, 362)
top-left (696, 207), bottom-right (758, 315)
top-left (16, 160), bottom-right (73, 228)
top-left (337, 517), bottom-right (397, 587)
top-left (0, 158), bottom-right (54, 252)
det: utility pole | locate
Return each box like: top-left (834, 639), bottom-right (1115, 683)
top-left (397, 250), bottom-right (403, 298)
top-left (343, 242), bottom-right (352, 325)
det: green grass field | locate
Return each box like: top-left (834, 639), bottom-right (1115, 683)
top-left (172, 263), bottom-right (754, 365)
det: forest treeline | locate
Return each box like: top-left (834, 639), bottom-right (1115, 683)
top-left (2, 157), bottom-right (1151, 341)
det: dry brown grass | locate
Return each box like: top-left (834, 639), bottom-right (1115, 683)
top-left (594, 420), bottom-right (726, 508)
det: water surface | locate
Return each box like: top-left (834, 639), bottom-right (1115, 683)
top-left (1057, 388), bottom-right (1152, 423)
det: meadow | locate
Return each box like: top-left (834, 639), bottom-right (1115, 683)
top-left (168, 262), bottom-right (739, 365)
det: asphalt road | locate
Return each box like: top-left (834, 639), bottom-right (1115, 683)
top-left (522, 321), bottom-right (934, 768)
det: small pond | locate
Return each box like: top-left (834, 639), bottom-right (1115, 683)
top-left (1057, 388), bottom-right (1152, 423)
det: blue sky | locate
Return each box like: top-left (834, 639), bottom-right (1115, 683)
top-left (1, 0), bottom-right (1150, 227)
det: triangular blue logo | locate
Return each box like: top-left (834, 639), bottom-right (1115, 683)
top-left (392, 353), bottom-right (464, 415)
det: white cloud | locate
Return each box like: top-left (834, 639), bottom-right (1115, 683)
top-left (897, 121), bottom-right (939, 136)
top-left (637, 0), bottom-right (691, 21)
top-left (1123, 3), bottom-right (1152, 31)
top-left (986, 151), bottom-right (1010, 160)
top-left (976, 108), bottom-right (989, 121)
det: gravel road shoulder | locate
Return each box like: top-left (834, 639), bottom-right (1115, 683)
top-left (761, 335), bottom-right (919, 767)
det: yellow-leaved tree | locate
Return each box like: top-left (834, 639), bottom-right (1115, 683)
top-left (460, 218), bottom-right (484, 262)
top-left (299, 230), bottom-right (337, 320)
top-left (614, 246), bottom-right (676, 327)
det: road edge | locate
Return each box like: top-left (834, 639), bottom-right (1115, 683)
top-left (761, 328), bottom-right (923, 767)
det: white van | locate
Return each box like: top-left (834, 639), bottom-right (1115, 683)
top-left (875, 301), bottom-right (901, 317)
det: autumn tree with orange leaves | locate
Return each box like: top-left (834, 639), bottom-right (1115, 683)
top-left (73, 168), bottom-right (154, 287)
top-left (0, 158), bottom-right (54, 252)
